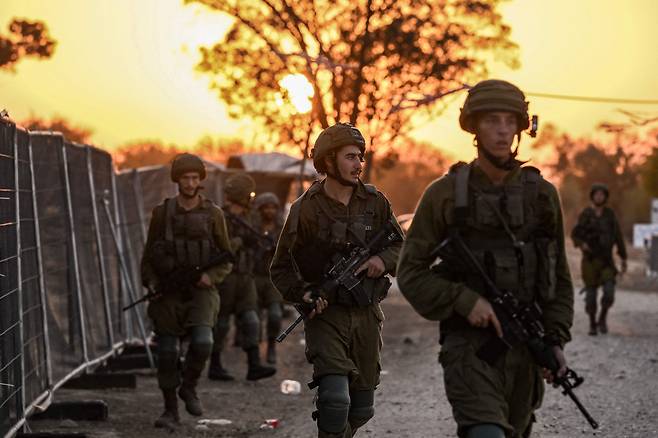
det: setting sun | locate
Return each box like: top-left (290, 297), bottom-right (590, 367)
top-left (279, 74), bottom-right (314, 114)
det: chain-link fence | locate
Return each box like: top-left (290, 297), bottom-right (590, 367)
top-left (1, 121), bottom-right (149, 438)
top-left (1, 117), bottom-right (306, 437)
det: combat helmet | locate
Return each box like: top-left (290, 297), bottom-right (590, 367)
top-left (590, 183), bottom-right (609, 201)
top-left (254, 192), bottom-right (280, 210)
top-left (459, 79), bottom-right (530, 134)
top-left (224, 172), bottom-right (256, 206)
top-left (310, 123), bottom-right (366, 172)
top-left (171, 153), bottom-right (206, 182)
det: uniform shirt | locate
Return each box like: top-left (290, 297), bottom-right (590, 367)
top-left (270, 179), bottom-right (403, 304)
top-left (397, 163), bottom-right (574, 346)
top-left (571, 206), bottom-right (627, 263)
top-left (141, 195), bottom-right (233, 287)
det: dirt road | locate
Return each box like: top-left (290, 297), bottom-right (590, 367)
top-left (27, 286), bottom-right (658, 437)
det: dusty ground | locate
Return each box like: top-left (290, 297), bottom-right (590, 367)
top-left (25, 282), bottom-right (658, 438)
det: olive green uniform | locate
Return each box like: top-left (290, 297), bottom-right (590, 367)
top-left (254, 219), bottom-right (284, 308)
top-left (213, 207), bottom-right (260, 349)
top-left (141, 194), bottom-right (232, 420)
top-left (397, 163), bottom-right (574, 437)
top-left (571, 206), bottom-right (626, 324)
top-left (270, 180), bottom-right (403, 436)
top-left (142, 196), bottom-right (232, 337)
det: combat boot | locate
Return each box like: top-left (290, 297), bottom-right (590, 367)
top-left (588, 312), bottom-right (597, 336)
top-left (154, 389), bottom-right (180, 430)
top-left (266, 339), bottom-right (277, 364)
top-left (598, 307), bottom-right (609, 334)
top-left (178, 383), bottom-right (203, 416)
top-left (246, 346), bottom-right (276, 381)
top-left (207, 350), bottom-right (235, 381)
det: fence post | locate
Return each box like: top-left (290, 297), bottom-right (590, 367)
top-left (86, 147), bottom-right (114, 348)
top-left (28, 134), bottom-right (53, 389)
top-left (13, 126), bottom-right (26, 427)
top-left (61, 144), bottom-right (89, 363)
top-left (131, 169), bottom-right (147, 244)
top-left (110, 171), bottom-right (134, 340)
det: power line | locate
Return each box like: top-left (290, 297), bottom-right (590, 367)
top-left (525, 92), bottom-right (658, 105)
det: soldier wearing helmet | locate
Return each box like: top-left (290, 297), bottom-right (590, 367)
top-left (270, 123), bottom-right (404, 438)
top-left (571, 183), bottom-right (627, 335)
top-left (398, 80), bottom-right (575, 438)
top-left (252, 192), bottom-right (284, 364)
top-left (208, 172), bottom-right (276, 381)
top-left (141, 153), bottom-right (233, 429)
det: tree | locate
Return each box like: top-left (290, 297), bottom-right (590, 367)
top-left (0, 19), bottom-right (56, 71)
top-left (114, 140), bottom-right (181, 170)
top-left (187, 0), bottom-right (518, 180)
top-left (20, 115), bottom-right (93, 144)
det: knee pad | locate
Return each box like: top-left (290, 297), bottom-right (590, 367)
top-left (189, 326), bottom-right (214, 346)
top-left (240, 310), bottom-right (260, 349)
top-left (213, 317), bottom-right (231, 350)
top-left (584, 288), bottom-right (598, 314)
top-left (316, 375), bottom-right (350, 434)
top-left (267, 303), bottom-right (282, 337)
top-left (157, 335), bottom-right (179, 354)
top-left (348, 390), bottom-right (374, 430)
top-left (465, 423), bottom-right (506, 438)
top-left (601, 281), bottom-right (615, 307)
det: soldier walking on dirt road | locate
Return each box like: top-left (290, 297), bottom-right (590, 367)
top-left (141, 153), bottom-right (233, 429)
top-left (270, 123), bottom-right (403, 438)
top-left (397, 80), bottom-right (575, 438)
top-left (571, 183), bottom-right (627, 335)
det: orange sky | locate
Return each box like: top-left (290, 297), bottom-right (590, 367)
top-left (1, 0), bottom-right (657, 162)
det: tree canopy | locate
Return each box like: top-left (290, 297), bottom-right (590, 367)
top-left (0, 19), bottom-right (56, 71)
top-left (187, 0), bottom-right (518, 177)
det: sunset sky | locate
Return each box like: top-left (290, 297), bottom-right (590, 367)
top-left (1, 0), bottom-right (657, 162)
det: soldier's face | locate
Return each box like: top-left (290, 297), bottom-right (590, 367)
top-left (475, 111), bottom-right (518, 160)
top-left (592, 190), bottom-right (607, 206)
top-left (330, 145), bottom-right (364, 183)
top-left (178, 172), bottom-right (201, 197)
top-left (260, 204), bottom-right (278, 221)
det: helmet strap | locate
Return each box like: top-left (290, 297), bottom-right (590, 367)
top-left (475, 136), bottom-right (519, 171)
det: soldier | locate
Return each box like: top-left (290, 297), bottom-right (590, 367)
top-left (208, 172), bottom-right (276, 381)
top-left (571, 183), bottom-right (627, 335)
top-left (397, 80), bottom-right (574, 438)
top-left (270, 123), bottom-right (403, 438)
top-left (141, 153), bottom-right (233, 429)
top-left (253, 192), bottom-right (284, 364)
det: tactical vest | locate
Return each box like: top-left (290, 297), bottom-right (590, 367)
top-left (223, 207), bottom-right (255, 274)
top-left (576, 207), bottom-right (615, 257)
top-left (287, 181), bottom-right (389, 305)
top-left (440, 163), bottom-right (558, 305)
top-left (152, 198), bottom-right (217, 274)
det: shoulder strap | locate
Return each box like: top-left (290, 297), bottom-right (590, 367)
top-left (164, 198), bottom-right (177, 241)
top-left (453, 163), bottom-right (471, 227)
top-left (521, 166), bottom-right (541, 210)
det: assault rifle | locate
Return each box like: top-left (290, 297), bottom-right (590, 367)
top-left (224, 210), bottom-right (276, 251)
top-left (432, 233), bottom-right (599, 429)
top-left (123, 250), bottom-right (234, 311)
top-left (276, 222), bottom-right (401, 343)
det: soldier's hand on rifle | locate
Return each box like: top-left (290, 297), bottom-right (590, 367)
top-left (196, 273), bottom-right (213, 289)
top-left (302, 291), bottom-right (327, 319)
top-left (146, 282), bottom-right (162, 301)
top-left (467, 297), bottom-right (503, 338)
top-left (542, 345), bottom-right (567, 384)
top-left (355, 255), bottom-right (386, 278)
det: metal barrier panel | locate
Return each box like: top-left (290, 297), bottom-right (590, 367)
top-left (89, 148), bottom-right (123, 342)
top-left (30, 133), bottom-right (84, 383)
top-left (15, 129), bottom-right (48, 410)
top-left (63, 143), bottom-right (111, 360)
top-left (0, 120), bottom-right (22, 436)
